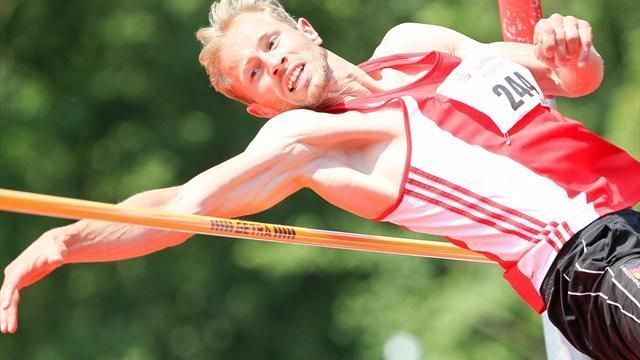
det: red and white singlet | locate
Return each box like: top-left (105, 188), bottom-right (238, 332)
top-left (325, 51), bottom-right (640, 312)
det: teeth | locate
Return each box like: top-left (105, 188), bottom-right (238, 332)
top-left (287, 65), bottom-right (303, 91)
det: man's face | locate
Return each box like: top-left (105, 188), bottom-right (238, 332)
top-left (218, 12), bottom-right (331, 115)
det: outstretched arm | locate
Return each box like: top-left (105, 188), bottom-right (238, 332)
top-left (0, 118), bottom-right (312, 334)
top-left (373, 14), bottom-right (603, 98)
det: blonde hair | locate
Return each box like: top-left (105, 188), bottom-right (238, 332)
top-left (196, 0), bottom-right (297, 103)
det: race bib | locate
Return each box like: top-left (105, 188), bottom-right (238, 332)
top-left (437, 54), bottom-right (546, 134)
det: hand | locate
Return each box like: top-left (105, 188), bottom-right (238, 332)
top-left (1, 228), bottom-right (68, 334)
top-left (534, 14), bottom-right (593, 68)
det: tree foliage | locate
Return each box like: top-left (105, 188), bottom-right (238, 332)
top-left (1, 0), bottom-right (638, 358)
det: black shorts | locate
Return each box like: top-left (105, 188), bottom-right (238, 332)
top-left (541, 209), bottom-right (640, 360)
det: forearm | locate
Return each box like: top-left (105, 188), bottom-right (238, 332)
top-left (58, 145), bottom-right (306, 263)
top-left (50, 118), bottom-right (311, 264)
top-left (58, 187), bottom-right (190, 264)
top-left (60, 220), bottom-right (188, 263)
top-left (484, 41), bottom-right (604, 97)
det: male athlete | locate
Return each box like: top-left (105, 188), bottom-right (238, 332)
top-left (2, 1), bottom-right (639, 358)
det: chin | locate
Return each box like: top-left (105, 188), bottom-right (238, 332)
top-left (303, 77), bottom-right (330, 109)
top-left (286, 57), bottom-right (330, 109)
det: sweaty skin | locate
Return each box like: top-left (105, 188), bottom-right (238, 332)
top-left (0, 11), bottom-right (603, 334)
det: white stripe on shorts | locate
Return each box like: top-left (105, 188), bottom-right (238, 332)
top-left (575, 263), bottom-right (606, 274)
top-left (607, 268), bottom-right (640, 310)
top-left (567, 291), bottom-right (640, 325)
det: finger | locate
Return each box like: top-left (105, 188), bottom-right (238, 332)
top-left (1, 265), bottom-right (52, 334)
top-left (1, 272), bottom-right (15, 310)
top-left (7, 290), bottom-right (20, 334)
top-left (550, 15), bottom-right (567, 65)
top-left (563, 16), bottom-right (580, 60)
top-left (533, 21), bottom-right (557, 67)
top-left (1, 266), bottom-right (21, 310)
top-left (0, 291), bottom-right (16, 334)
top-left (577, 20), bottom-right (593, 66)
top-left (533, 32), bottom-right (544, 57)
top-left (535, 45), bottom-right (551, 66)
top-left (533, 37), bottom-right (554, 69)
top-left (0, 302), bottom-right (6, 333)
top-left (540, 25), bottom-right (557, 61)
top-left (1, 241), bottom-right (58, 308)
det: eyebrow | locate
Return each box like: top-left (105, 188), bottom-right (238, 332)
top-left (240, 31), bottom-right (272, 83)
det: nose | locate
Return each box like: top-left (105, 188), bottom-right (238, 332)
top-left (265, 53), bottom-right (287, 77)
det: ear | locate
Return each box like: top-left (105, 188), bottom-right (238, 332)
top-left (247, 103), bottom-right (280, 119)
top-left (296, 18), bottom-right (323, 45)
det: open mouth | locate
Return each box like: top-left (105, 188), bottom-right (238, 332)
top-left (287, 64), bottom-right (305, 92)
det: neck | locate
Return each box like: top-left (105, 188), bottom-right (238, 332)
top-left (318, 51), bottom-right (383, 108)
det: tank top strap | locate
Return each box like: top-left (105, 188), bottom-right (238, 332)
top-left (323, 51), bottom-right (449, 113)
top-left (357, 52), bottom-right (437, 74)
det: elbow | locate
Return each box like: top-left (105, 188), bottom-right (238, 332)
top-left (562, 70), bottom-right (603, 98)
top-left (560, 54), bottom-right (604, 98)
top-left (574, 68), bottom-right (603, 97)
top-left (165, 185), bottom-right (209, 216)
top-left (586, 50), bottom-right (606, 95)
top-left (583, 64), bottom-right (604, 96)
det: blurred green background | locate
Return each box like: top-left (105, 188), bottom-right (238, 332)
top-left (1, 0), bottom-right (638, 359)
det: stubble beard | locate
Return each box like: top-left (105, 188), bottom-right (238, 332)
top-left (296, 46), bottom-right (331, 110)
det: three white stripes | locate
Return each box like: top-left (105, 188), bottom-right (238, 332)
top-left (406, 167), bottom-right (572, 252)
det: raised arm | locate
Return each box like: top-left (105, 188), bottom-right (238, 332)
top-left (0, 117), bottom-right (312, 334)
top-left (373, 14), bottom-right (603, 98)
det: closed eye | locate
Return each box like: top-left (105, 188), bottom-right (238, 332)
top-left (268, 36), bottom-right (278, 50)
top-left (251, 66), bottom-right (260, 79)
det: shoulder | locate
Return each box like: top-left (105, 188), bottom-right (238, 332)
top-left (371, 23), bottom-right (462, 59)
top-left (247, 110), bottom-right (310, 147)
top-left (246, 109), bottom-right (342, 152)
top-left (249, 108), bottom-right (403, 151)
top-left (258, 109), bottom-right (339, 137)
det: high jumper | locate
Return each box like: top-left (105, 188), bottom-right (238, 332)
top-left (1, 1), bottom-right (639, 358)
